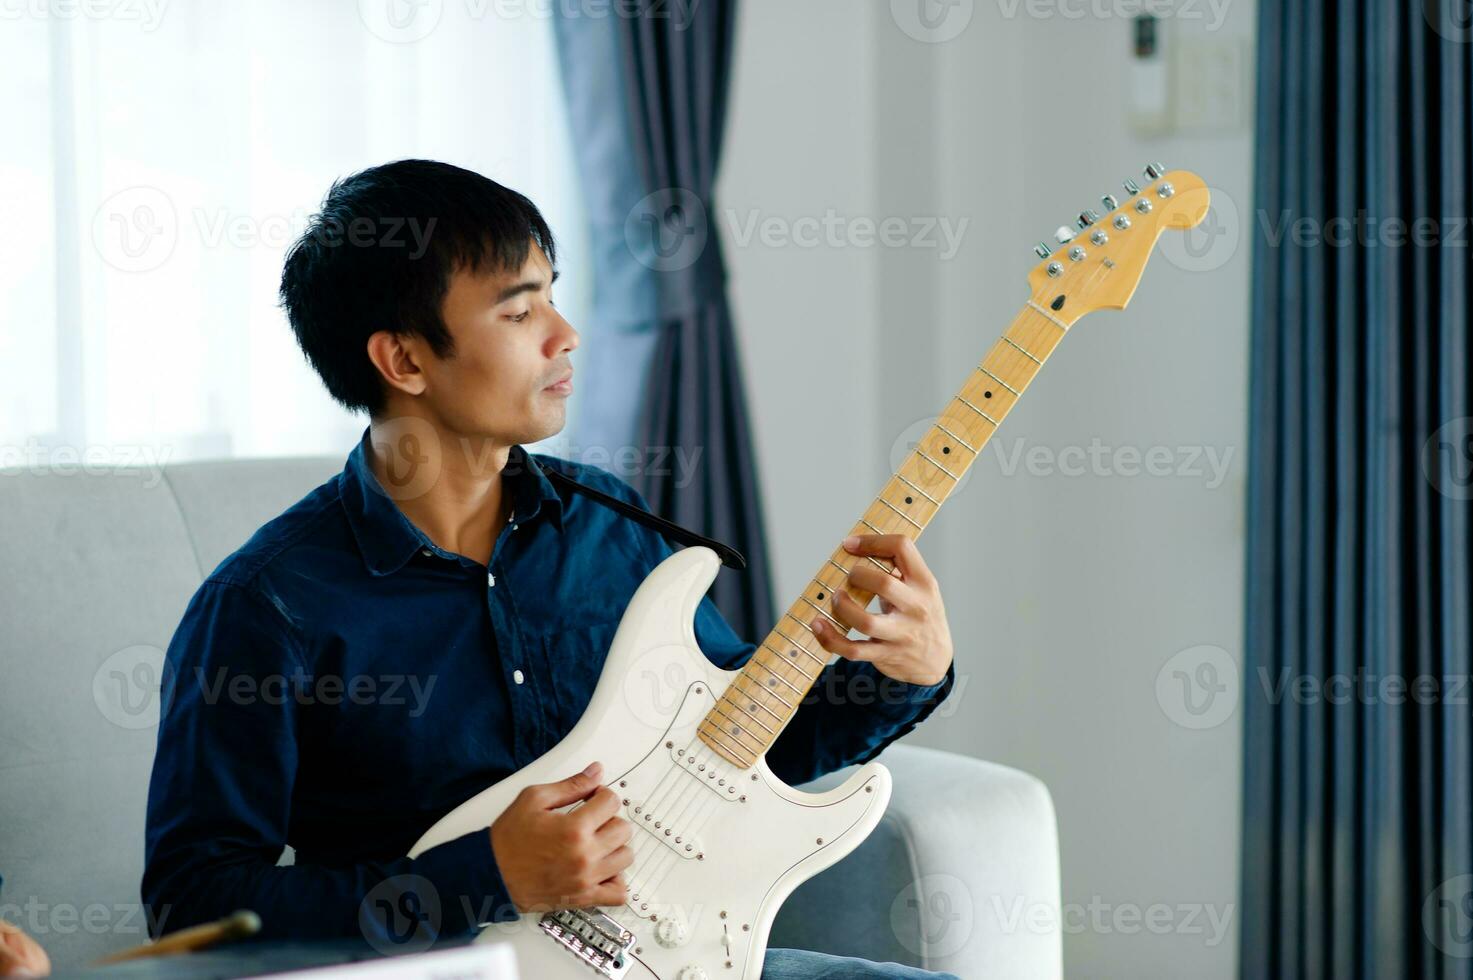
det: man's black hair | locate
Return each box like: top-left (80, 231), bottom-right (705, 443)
top-left (279, 158), bottom-right (557, 417)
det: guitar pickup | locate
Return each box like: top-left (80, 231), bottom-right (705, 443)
top-left (668, 743), bottom-right (747, 802)
top-left (624, 798), bottom-right (703, 860)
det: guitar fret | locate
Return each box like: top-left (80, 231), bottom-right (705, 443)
top-left (720, 694), bottom-right (776, 735)
top-left (934, 422), bottom-right (978, 453)
top-left (878, 496), bottom-right (923, 529)
top-left (771, 618), bottom-right (830, 657)
top-left (733, 675), bottom-right (791, 718)
top-left (766, 637), bottom-right (825, 669)
top-left (1002, 335), bottom-right (1042, 364)
top-left (700, 722), bottom-right (756, 767)
top-left (954, 395), bottom-right (1000, 427)
top-left (867, 555), bottom-right (898, 575)
top-left (895, 473), bottom-right (939, 505)
top-left (813, 574), bottom-right (847, 595)
top-left (1026, 299), bottom-right (1070, 332)
top-left (748, 655), bottom-right (805, 695)
top-left (700, 292), bottom-right (1071, 769)
top-left (710, 701), bottom-right (766, 750)
top-left (798, 594), bottom-right (845, 631)
top-left (978, 365), bottom-right (1020, 396)
top-left (915, 448), bottom-right (959, 481)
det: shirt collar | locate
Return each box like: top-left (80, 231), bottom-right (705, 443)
top-left (339, 425), bottom-right (565, 577)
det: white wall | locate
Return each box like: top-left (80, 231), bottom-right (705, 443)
top-left (721, 3), bottom-right (1256, 977)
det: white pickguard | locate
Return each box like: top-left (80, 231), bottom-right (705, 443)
top-left (409, 546), bottom-right (892, 980)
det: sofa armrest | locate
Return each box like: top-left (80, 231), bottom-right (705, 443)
top-left (768, 744), bottom-right (1062, 979)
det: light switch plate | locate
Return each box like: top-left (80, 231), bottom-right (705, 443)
top-left (1173, 37), bottom-right (1249, 132)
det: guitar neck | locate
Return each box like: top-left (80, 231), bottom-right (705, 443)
top-left (697, 296), bottom-right (1072, 767)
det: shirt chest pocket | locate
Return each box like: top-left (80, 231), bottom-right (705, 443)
top-left (538, 618), bottom-right (622, 736)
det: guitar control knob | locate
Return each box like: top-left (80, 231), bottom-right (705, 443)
top-left (1053, 225), bottom-right (1074, 244)
top-left (678, 967), bottom-right (709, 980)
top-left (656, 918), bottom-right (689, 948)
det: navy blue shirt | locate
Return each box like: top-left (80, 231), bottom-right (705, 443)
top-left (142, 426), bottom-right (953, 942)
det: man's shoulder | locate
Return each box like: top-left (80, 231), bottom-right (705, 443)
top-left (200, 472), bottom-right (348, 593)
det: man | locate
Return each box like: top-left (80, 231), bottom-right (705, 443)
top-left (143, 159), bottom-right (959, 979)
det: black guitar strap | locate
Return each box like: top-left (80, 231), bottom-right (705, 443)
top-left (528, 457), bottom-right (748, 572)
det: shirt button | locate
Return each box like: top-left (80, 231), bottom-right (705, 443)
top-left (487, 570), bottom-right (496, 587)
top-left (420, 548), bottom-right (432, 557)
top-left (512, 669), bottom-right (525, 685)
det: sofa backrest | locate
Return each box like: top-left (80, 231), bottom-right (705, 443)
top-left (0, 456), bottom-right (341, 969)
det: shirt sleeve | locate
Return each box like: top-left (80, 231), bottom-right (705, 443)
top-left (595, 470), bottom-right (956, 788)
top-left (142, 580), bottom-right (513, 943)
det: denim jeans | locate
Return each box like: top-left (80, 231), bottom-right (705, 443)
top-left (761, 948), bottom-right (960, 979)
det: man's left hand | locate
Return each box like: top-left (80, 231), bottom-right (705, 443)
top-left (810, 534), bottom-right (954, 687)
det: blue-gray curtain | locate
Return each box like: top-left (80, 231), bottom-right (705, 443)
top-left (1242, 1), bottom-right (1472, 977)
top-left (553, 1), bottom-right (775, 641)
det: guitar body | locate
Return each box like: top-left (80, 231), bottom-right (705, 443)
top-left (410, 165), bottom-right (1213, 979)
top-left (409, 545), bottom-right (892, 980)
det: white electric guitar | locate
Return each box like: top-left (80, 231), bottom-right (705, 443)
top-left (410, 166), bottom-right (1211, 979)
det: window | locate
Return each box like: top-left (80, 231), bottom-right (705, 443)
top-left (0, 0), bottom-right (589, 466)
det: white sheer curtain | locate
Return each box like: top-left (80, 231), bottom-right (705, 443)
top-left (0, 1), bottom-right (589, 467)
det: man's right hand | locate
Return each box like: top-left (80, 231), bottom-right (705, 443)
top-left (489, 761), bottom-right (634, 912)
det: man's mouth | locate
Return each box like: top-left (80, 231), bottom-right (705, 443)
top-left (543, 371), bottom-right (574, 394)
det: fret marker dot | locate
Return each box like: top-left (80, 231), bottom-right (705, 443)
top-left (816, 592), bottom-right (825, 600)
top-left (942, 446), bottom-right (951, 454)
top-left (905, 496), bottom-right (913, 504)
top-left (984, 391), bottom-right (993, 398)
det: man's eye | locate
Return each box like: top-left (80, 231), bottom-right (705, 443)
top-left (508, 311), bottom-right (530, 323)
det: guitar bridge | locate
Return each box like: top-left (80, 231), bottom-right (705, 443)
top-left (538, 908), bottom-right (636, 978)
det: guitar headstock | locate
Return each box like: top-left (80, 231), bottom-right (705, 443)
top-left (1027, 164), bottom-right (1210, 328)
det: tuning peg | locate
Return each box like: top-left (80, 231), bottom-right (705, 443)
top-left (1123, 178), bottom-right (1141, 196)
top-left (1076, 209), bottom-right (1101, 229)
top-left (1144, 162), bottom-right (1166, 180)
top-left (1053, 225), bottom-right (1075, 244)
top-left (1102, 194), bottom-right (1119, 210)
top-left (1034, 242), bottom-right (1053, 258)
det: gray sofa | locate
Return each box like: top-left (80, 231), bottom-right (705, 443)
top-left (0, 455), bottom-right (1062, 977)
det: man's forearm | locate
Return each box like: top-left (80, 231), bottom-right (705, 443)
top-left (143, 828), bottom-right (511, 943)
top-left (763, 657), bottom-right (956, 786)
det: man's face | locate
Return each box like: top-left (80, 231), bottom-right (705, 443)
top-left (419, 241), bottom-right (578, 446)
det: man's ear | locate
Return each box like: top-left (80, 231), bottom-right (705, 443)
top-left (366, 330), bottom-right (429, 398)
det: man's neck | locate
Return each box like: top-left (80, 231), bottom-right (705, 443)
top-left (366, 420), bottom-right (515, 566)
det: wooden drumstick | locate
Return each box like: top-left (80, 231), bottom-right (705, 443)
top-left (93, 909), bottom-right (261, 964)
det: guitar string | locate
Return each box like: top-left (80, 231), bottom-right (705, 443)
top-left (615, 281), bottom-right (1088, 921)
top-left (626, 634), bottom-right (817, 902)
top-left (645, 704), bottom-right (748, 891)
top-left (622, 747), bottom-right (702, 904)
top-left (632, 500), bottom-right (915, 910)
top-left (627, 601), bottom-right (832, 911)
top-left (623, 710), bottom-right (733, 908)
top-left (623, 365), bottom-right (1008, 908)
top-left (501, 279), bottom-right (1093, 952)
top-left (637, 514), bottom-right (910, 909)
